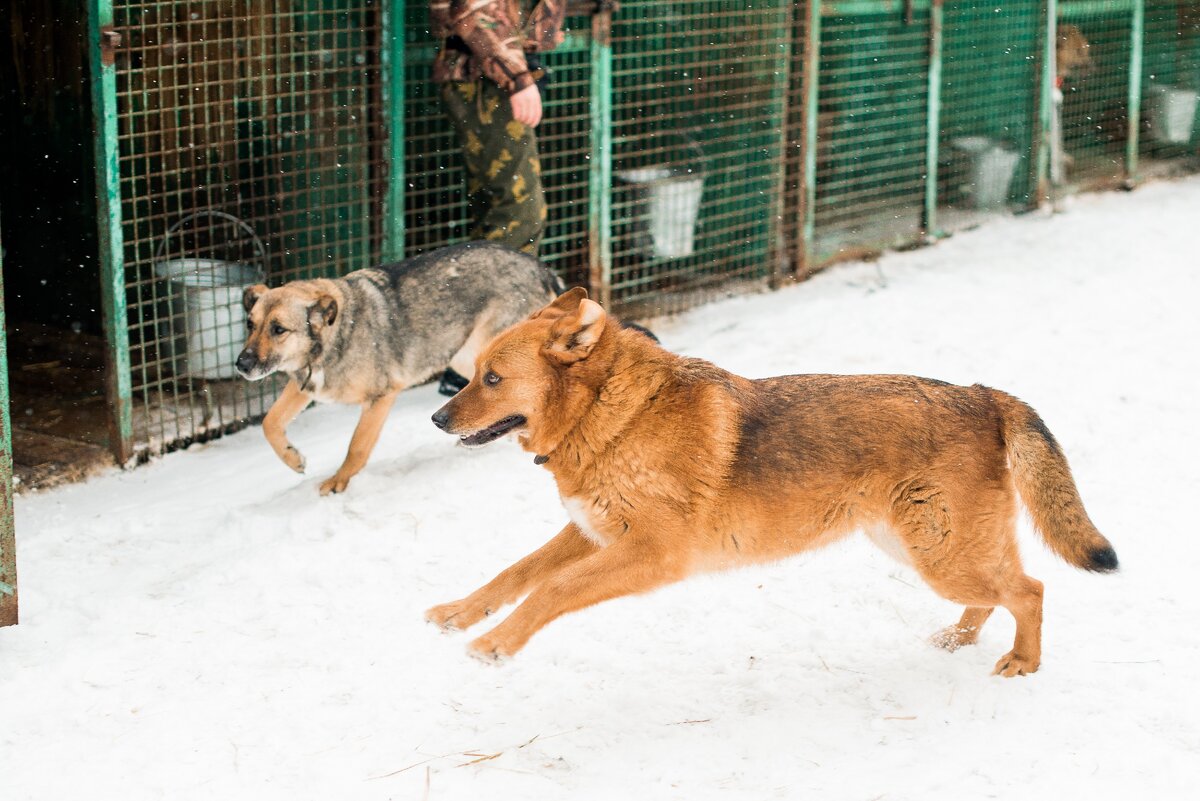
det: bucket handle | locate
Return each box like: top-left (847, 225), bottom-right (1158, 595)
top-left (155, 209), bottom-right (268, 282)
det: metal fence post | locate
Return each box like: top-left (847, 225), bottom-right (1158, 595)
top-left (0, 213), bottom-right (16, 627)
top-left (383, 0), bottom-right (407, 261)
top-left (87, 0), bottom-right (134, 464)
top-left (924, 0), bottom-right (944, 237)
top-left (796, 0), bottom-right (821, 279)
top-left (1126, 0), bottom-right (1145, 185)
top-left (770, 1), bottom-right (795, 288)
top-left (588, 8), bottom-right (614, 308)
top-left (1032, 0), bottom-right (1054, 207)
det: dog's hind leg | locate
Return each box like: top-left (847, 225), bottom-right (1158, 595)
top-left (991, 575), bottom-right (1043, 677)
top-left (263, 379), bottom-right (313, 474)
top-left (893, 473), bottom-right (1043, 676)
top-left (426, 523), bottom-right (598, 632)
top-left (466, 532), bottom-right (688, 662)
top-left (448, 313), bottom-right (501, 381)
top-left (319, 389), bottom-right (400, 495)
top-left (931, 606), bottom-right (995, 651)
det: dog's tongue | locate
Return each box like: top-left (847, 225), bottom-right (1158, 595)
top-left (460, 415), bottom-right (525, 447)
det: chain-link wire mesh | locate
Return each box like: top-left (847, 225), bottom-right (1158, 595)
top-left (1057, 0), bottom-right (1135, 187)
top-left (814, 4), bottom-right (930, 262)
top-left (94, 0), bottom-right (1200, 459)
top-left (939, 0), bottom-right (1042, 232)
top-left (610, 1), bottom-right (791, 315)
top-left (1141, 0), bottom-right (1200, 169)
top-left (113, 0), bottom-right (383, 453)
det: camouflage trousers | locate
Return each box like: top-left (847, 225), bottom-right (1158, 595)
top-left (441, 80), bottom-right (547, 256)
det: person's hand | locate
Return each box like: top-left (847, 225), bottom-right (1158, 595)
top-left (510, 83), bottom-right (543, 128)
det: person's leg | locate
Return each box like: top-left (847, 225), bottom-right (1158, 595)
top-left (442, 80), bottom-right (546, 255)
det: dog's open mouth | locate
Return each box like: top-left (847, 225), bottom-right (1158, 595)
top-left (460, 415), bottom-right (526, 447)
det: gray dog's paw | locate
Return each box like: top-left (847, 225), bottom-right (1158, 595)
top-left (283, 446), bottom-right (306, 474)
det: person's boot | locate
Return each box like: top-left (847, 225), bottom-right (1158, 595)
top-left (438, 368), bottom-right (470, 397)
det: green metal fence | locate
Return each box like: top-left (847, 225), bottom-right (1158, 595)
top-left (1, 213), bottom-right (16, 627)
top-left (939, 0), bottom-right (1043, 231)
top-left (1141, 1), bottom-right (1200, 166)
top-left (81, 0), bottom-right (1198, 462)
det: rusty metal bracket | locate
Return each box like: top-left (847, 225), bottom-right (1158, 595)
top-left (99, 25), bottom-right (122, 66)
top-left (592, 8), bottom-right (613, 47)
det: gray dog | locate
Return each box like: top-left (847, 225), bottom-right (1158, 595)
top-left (235, 242), bottom-right (562, 495)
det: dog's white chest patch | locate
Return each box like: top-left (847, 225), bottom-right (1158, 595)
top-left (562, 496), bottom-right (612, 546)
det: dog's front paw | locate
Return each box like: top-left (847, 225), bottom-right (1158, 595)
top-left (425, 600), bottom-right (488, 631)
top-left (282, 445), bottom-right (306, 474)
top-left (319, 473), bottom-right (351, 495)
top-left (467, 633), bottom-right (514, 664)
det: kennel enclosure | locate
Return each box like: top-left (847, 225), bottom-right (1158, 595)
top-left (0, 0), bottom-right (1195, 474)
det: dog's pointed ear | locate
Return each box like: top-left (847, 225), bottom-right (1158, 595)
top-left (531, 286), bottom-right (588, 321)
top-left (544, 298), bottom-right (606, 364)
top-left (307, 294), bottom-right (338, 332)
top-left (243, 284), bottom-right (268, 313)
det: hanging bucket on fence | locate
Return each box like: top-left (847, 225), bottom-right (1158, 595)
top-left (1146, 85), bottom-right (1199, 145)
top-left (617, 167), bottom-right (705, 259)
top-left (952, 137), bottom-right (1020, 210)
top-left (153, 211), bottom-right (267, 380)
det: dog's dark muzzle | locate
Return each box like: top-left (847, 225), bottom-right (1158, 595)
top-left (235, 349), bottom-right (258, 376)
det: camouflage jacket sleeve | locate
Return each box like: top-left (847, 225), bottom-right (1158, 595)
top-left (431, 1), bottom-right (566, 95)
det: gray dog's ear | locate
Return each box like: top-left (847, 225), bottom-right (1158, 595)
top-left (243, 284), bottom-right (268, 313)
top-left (307, 294), bottom-right (338, 332)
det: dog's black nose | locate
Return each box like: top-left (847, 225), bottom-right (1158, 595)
top-left (235, 350), bottom-right (257, 374)
top-left (431, 408), bottom-right (450, 430)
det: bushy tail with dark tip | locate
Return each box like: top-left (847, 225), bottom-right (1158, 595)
top-left (989, 388), bottom-right (1118, 573)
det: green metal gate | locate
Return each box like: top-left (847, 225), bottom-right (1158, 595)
top-left (89, 0), bottom-right (396, 461)
top-left (1141, 1), bottom-right (1200, 168)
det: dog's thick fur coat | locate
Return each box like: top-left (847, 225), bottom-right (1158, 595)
top-left (428, 289), bottom-right (1117, 675)
top-left (236, 242), bottom-right (560, 494)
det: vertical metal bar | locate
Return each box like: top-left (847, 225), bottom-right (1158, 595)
top-left (0, 211), bottom-right (16, 627)
top-left (923, 0), bottom-right (944, 237)
top-left (87, 0), bottom-right (134, 465)
top-left (770, 0), bottom-right (794, 288)
top-left (382, 0), bottom-right (407, 261)
top-left (1031, 0), bottom-right (1053, 208)
top-left (796, 0), bottom-right (821, 278)
top-left (1039, 0), bottom-right (1058, 204)
top-left (588, 10), bottom-right (613, 308)
top-left (1126, 0), bottom-right (1145, 185)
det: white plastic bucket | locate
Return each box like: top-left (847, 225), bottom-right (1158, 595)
top-left (617, 168), bottom-right (704, 259)
top-left (1147, 85), bottom-right (1199, 145)
top-left (154, 258), bottom-right (262, 379)
top-left (970, 146), bottom-right (1021, 209)
top-left (952, 137), bottom-right (1020, 210)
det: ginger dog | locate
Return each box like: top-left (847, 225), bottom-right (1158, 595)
top-left (427, 288), bottom-right (1117, 676)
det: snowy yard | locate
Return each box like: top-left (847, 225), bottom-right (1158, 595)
top-left (3, 178), bottom-right (1200, 800)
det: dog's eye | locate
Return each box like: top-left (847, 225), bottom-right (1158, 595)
top-left (246, 319), bottom-right (255, 332)
top-left (484, 371), bottom-right (502, 386)
top-left (270, 322), bottom-right (287, 337)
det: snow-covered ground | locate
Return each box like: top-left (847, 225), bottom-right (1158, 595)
top-left (4, 178), bottom-right (1200, 800)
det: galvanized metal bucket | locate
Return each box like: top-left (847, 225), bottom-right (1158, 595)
top-left (153, 211), bottom-right (266, 380)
